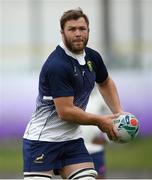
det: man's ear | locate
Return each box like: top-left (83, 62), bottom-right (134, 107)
top-left (60, 29), bottom-right (63, 34)
top-left (61, 30), bottom-right (64, 42)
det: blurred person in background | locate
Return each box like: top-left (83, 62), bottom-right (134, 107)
top-left (82, 96), bottom-right (109, 179)
top-left (81, 126), bottom-right (107, 179)
top-left (23, 8), bottom-right (124, 180)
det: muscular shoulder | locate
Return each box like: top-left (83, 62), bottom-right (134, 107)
top-left (85, 47), bottom-right (103, 60)
top-left (85, 47), bottom-right (108, 83)
top-left (85, 47), bottom-right (106, 70)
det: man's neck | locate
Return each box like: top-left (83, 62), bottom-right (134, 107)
top-left (59, 41), bottom-right (86, 65)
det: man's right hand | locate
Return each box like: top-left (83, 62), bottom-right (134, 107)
top-left (98, 114), bottom-right (120, 141)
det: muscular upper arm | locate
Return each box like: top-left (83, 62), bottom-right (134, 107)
top-left (53, 96), bottom-right (74, 119)
top-left (97, 76), bottom-right (116, 97)
top-left (97, 76), bottom-right (110, 89)
top-left (97, 76), bottom-right (122, 114)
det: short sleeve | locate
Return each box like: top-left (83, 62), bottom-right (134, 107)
top-left (94, 52), bottom-right (108, 83)
top-left (47, 65), bottom-right (74, 98)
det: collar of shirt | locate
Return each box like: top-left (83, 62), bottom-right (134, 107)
top-left (59, 41), bottom-right (86, 65)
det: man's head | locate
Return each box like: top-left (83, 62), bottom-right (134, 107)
top-left (60, 8), bottom-right (89, 54)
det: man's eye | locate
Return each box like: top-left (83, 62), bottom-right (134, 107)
top-left (80, 27), bottom-right (87, 31)
top-left (69, 28), bottom-right (75, 31)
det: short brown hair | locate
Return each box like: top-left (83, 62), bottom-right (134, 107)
top-left (60, 8), bottom-right (89, 30)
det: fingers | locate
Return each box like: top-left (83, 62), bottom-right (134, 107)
top-left (112, 113), bottom-right (121, 119)
top-left (112, 126), bottom-right (120, 139)
top-left (107, 133), bottom-right (112, 141)
top-left (107, 114), bottom-right (120, 141)
top-left (107, 126), bottom-right (120, 141)
top-left (110, 114), bottom-right (121, 140)
top-left (98, 114), bottom-right (121, 141)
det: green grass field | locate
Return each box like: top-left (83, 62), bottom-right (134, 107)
top-left (0, 136), bottom-right (152, 174)
top-left (0, 140), bottom-right (22, 173)
top-left (105, 136), bottom-right (152, 170)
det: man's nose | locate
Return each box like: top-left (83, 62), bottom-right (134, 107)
top-left (75, 29), bottom-right (81, 36)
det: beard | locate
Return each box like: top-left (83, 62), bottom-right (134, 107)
top-left (63, 33), bottom-right (89, 54)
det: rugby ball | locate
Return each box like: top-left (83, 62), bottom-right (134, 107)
top-left (113, 113), bottom-right (139, 143)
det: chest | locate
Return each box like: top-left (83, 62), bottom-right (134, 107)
top-left (72, 64), bottom-right (95, 95)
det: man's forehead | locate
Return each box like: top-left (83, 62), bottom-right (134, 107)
top-left (64, 17), bottom-right (88, 27)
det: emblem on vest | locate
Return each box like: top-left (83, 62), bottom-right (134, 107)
top-left (87, 60), bottom-right (93, 72)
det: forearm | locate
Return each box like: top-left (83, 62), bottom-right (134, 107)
top-left (58, 105), bottom-right (101, 126)
top-left (98, 76), bottom-right (123, 114)
top-left (54, 95), bottom-right (120, 140)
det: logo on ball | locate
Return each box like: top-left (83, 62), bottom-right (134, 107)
top-left (113, 114), bottom-right (139, 143)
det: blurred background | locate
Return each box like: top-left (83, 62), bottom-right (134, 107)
top-left (0, 0), bottom-right (152, 178)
